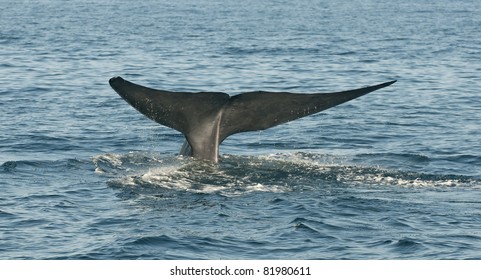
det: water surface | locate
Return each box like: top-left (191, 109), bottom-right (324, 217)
top-left (1, 0), bottom-right (481, 259)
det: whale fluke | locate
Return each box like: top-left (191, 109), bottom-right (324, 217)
top-left (109, 77), bottom-right (396, 162)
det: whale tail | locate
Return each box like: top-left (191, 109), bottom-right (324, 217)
top-left (109, 77), bottom-right (396, 162)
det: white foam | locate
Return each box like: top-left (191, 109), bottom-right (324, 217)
top-left (338, 170), bottom-right (478, 189)
top-left (97, 152), bottom-right (480, 195)
top-left (139, 167), bottom-right (192, 190)
top-left (92, 153), bottom-right (123, 167)
top-left (244, 183), bottom-right (288, 193)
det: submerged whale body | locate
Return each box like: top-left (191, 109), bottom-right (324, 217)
top-left (109, 77), bottom-right (396, 163)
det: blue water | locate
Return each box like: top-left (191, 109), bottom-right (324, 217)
top-left (1, 0), bottom-right (481, 259)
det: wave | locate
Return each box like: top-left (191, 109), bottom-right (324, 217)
top-left (92, 152), bottom-right (481, 197)
top-left (2, 158), bottom-right (87, 173)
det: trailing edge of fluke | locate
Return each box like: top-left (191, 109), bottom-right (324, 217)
top-left (109, 77), bottom-right (396, 163)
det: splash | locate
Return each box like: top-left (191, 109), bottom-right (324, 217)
top-left (92, 152), bottom-right (481, 196)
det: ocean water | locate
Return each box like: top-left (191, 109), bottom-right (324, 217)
top-left (1, 0), bottom-right (481, 259)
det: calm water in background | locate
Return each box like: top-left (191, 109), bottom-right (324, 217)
top-left (1, 0), bottom-right (481, 259)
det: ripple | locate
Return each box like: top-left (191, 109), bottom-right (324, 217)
top-left (0, 209), bottom-right (15, 217)
top-left (2, 161), bottom-right (17, 172)
top-left (128, 235), bottom-right (178, 246)
top-left (391, 238), bottom-right (425, 255)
